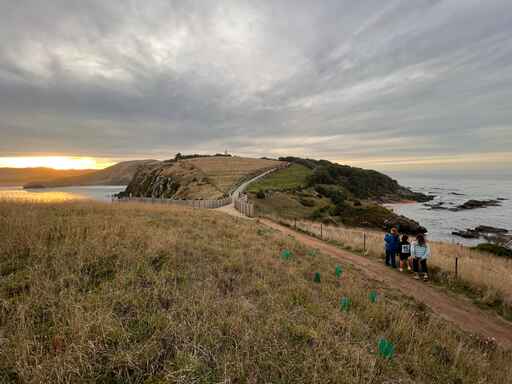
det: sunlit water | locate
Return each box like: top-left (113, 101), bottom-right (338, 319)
top-left (0, 185), bottom-right (126, 203)
top-left (386, 173), bottom-right (512, 246)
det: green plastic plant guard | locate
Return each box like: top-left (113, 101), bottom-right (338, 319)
top-left (369, 290), bottom-right (378, 303)
top-left (314, 272), bottom-right (321, 283)
top-left (378, 338), bottom-right (395, 359)
top-left (281, 249), bottom-right (292, 260)
top-left (335, 265), bottom-right (343, 278)
top-left (340, 297), bottom-right (351, 312)
top-left (308, 249), bottom-right (317, 257)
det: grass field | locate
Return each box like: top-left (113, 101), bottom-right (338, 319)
top-left (246, 164), bottom-right (312, 193)
top-left (184, 156), bottom-right (283, 193)
top-left (1, 201), bottom-right (511, 383)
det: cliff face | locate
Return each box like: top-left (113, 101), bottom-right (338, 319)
top-left (120, 161), bottom-right (224, 200)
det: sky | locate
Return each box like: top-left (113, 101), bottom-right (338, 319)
top-left (1, 0), bottom-right (512, 172)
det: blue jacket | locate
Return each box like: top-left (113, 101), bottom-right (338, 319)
top-left (384, 233), bottom-right (400, 252)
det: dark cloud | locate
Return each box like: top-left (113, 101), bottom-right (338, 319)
top-left (1, 0), bottom-right (512, 169)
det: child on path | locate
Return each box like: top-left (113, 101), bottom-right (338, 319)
top-left (384, 227), bottom-right (400, 268)
top-left (399, 234), bottom-right (411, 272)
top-left (411, 234), bottom-right (430, 281)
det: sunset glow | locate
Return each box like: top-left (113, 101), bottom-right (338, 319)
top-left (0, 157), bottom-right (114, 170)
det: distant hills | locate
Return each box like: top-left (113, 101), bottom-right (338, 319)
top-left (0, 167), bottom-right (94, 186)
top-left (0, 160), bottom-right (159, 188)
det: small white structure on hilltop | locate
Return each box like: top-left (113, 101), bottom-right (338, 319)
top-left (505, 240), bottom-right (512, 250)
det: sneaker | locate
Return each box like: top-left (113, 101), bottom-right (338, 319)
top-left (423, 274), bottom-right (429, 281)
top-left (399, 268), bottom-right (404, 272)
top-left (414, 274), bottom-right (420, 280)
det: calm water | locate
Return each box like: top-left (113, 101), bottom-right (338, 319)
top-left (0, 185), bottom-right (126, 203)
top-left (386, 173), bottom-right (512, 246)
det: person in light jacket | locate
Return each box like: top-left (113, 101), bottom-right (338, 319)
top-left (411, 233), bottom-right (430, 281)
top-left (384, 227), bottom-right (400, 268)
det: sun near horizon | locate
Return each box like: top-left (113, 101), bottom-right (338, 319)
top-left (0, 156), bottom-right (115, 170)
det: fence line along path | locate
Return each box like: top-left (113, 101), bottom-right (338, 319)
top-left (231, 166), bottom-right (286, 217)
top-left (118, 196), bottom-right (232, 209)
top-left (234, 198), bottom-right (254, 217)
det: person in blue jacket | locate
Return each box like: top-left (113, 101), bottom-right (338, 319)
top-left (384, 227), bottom-right (400, 268)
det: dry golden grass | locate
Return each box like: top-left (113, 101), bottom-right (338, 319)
top-left (184, 156), bottom-right (283, 193)
top-left (1, 201), bottom-right (511, 383)
top-left (272, 217), bottom-right (512, 314)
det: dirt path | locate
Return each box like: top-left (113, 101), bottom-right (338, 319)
top-left (260, 218), bottom-right (512, 349)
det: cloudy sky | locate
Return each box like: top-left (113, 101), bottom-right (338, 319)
top-left (1, 0), bottom-right (512, 172)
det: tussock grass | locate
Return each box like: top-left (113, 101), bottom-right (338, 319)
top-left (1, 202), bottom-right (511, 383)
top-left (274, 217), bottom-right (512, 318)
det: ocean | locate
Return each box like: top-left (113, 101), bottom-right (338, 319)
top-left (387, 172), bottom-right (512, 246)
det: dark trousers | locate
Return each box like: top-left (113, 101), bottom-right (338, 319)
top-left (385, 250), bottom-right (397, 267)
top-left (413, 258), bottom-right (428, 274)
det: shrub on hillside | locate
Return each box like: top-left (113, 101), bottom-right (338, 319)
top-left (314, 185), bottom-right (346, 205)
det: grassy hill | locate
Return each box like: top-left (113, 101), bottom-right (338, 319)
top-left (182, 156), bottom-right (283, 193)
top-left (0, 168), bottom-right (94, 186)
top-left (0, 201), bottom-right (510, 383)
top-left (23, 160), bottom-right (159, 188)
top-left (249, 157), bottom-right (430, 233)
top-left (122, 156), bottom-right (284, 199)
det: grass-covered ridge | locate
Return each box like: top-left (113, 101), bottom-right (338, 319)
top-left (1, 202), bottom-right (511, 383)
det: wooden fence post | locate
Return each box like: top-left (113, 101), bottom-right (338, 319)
top-left (363, 233), bottom-right (366, 255)
top-left (320, 224), bottom-right (323, 240)
top-left (455, 257), bottom-right (458, 279)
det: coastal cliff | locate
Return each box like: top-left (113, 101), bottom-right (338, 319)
top-left (120, 160), bottom-right (224, 200)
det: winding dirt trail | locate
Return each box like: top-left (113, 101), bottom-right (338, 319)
top-left (260, 218), bottom-right (512, 349)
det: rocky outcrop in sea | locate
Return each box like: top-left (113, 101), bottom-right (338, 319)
top-left (452, 225), bottom-right (511, 244)
top-left (425, 199), bottom-right (502, 212)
